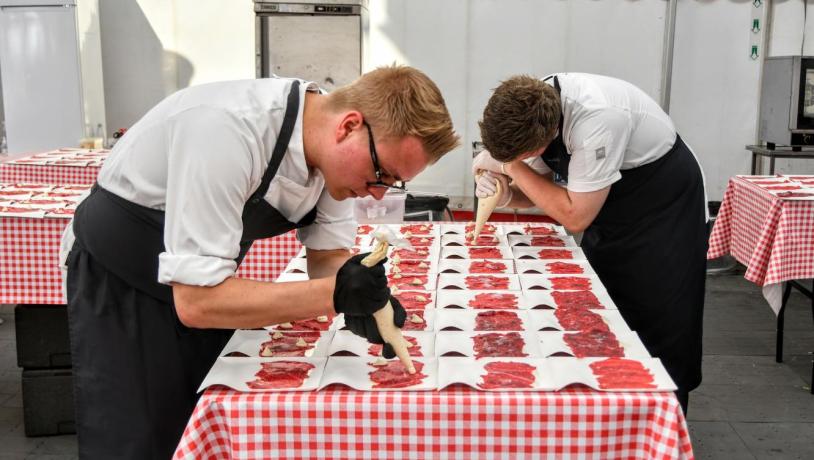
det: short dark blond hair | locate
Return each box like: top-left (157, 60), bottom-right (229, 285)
top-left (479, 75), bottom-right (561, 162)
top-left (327, 65), bottom-right (460, 163)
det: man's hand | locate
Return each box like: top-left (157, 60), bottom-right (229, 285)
top-left (343, 296), bottom-right (406, 358)
top-left (472, 149), bottom-right (506, 176)
top-left (475, 171), bottom-right (513, 207)
top-left (333, 253), bottom-right (389, 316)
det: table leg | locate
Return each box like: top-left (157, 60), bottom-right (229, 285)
top-left (777, 282), bottom-right (792, 363)
top-left (770, 156), bottom-right (776, 175)
top-left (751, 153), bottom-right (758, 175)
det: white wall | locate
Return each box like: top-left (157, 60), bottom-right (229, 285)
top-left (96, 0), bottom-right (814, 204)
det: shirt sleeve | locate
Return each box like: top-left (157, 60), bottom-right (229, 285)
top-left (524, 155), bottom-right (552, 175)
top-left (565, 108), bottom-right (631, 193)
top-left (158, 106), bottom-right (257, 286)
top-left (297, 187), bottom-right (357, 249)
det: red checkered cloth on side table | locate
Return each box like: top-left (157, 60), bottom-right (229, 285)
top-left (0, 162), bottom-right (101, 185)
top-left (174, 386), bottom-right (693, 459)
top-left (0, 211), bottom-right (301, 304)
top-left (708, 177), bottom-right (814, 286)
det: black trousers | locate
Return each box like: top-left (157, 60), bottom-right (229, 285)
top-left (66, 243), bottom-right (232, 459)
top-left (582, 137), bottom-right (708, 398)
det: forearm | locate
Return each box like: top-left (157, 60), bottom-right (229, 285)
top-left (306, 248), bottom-right (351, 279)
top-left (173, 276), bottom-right (335, 329)
top-left (505, 161), bottom-right (587, 232)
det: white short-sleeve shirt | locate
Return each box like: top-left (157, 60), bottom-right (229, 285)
top-left (62, 78), bottom-right (355, 287)
top-left (525, 73), bottom-right (678, 193)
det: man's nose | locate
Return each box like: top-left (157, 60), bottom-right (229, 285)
top-left (368, 186), bottom-right (388, 200)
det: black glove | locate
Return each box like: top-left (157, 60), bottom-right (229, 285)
top-left (333, 253), bottom-right (390, 316)
top-left (344, 296), bottom-right (406, 358)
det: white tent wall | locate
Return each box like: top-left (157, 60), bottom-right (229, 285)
top-left (97, 0), bottom-right (814, 205)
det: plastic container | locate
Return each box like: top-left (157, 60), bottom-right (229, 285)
top-left (353, 189), bottom-right (406, 223)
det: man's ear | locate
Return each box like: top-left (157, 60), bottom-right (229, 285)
top-left (335, 111), bottom-right (364, 142)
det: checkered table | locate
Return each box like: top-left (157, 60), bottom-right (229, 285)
top-left (173, 385), bottom-right (692, 459)
top-left (1, 154), bottom-right (102, 185)
top-left (707, 176), bottom-right (814, 314)
top-left (0, 213), bottom-right (302, 305)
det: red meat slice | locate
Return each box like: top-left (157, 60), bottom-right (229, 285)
top-left (469, 260), bottom-right (508, 273)
top-left (45, 208), bottom-right (75, 216)
top-left (546, 262), bottom-right (584, 274)
top-left (473, 332), bottom-right (528, 358)
top-left (468, 247), bottom-right (503, 259)
top-left (357, 225), bottom-right (374, 235)
top-left (465, 222), bottom-right (497, 235)
top-left (369, 360), bottom-right (427, 389)
top-left (369, 335), bottom-right (422, 357)
top-left (563, 328), bottom-right (624, 358)
top-left (475, 311), bottom-right (523, 331)
top-left (401, 224), bottom-right (433, 234)
top-left (392, 248), bottom-right (431, 260)
top-left (388, 274), bottom-right (429, 290)
top-left (465, 275), bottom-right (510, 290)
top-left (393, 291), bottom-right (432, 310)
top-left (468, 293), bottom-right (518, 309)
top-left (0, 206), bottom-right (41, 213)
top-left (765, 184), bottom-right (801, 190)
top-left (589, 358), bottom-right (656, 389)
top-left (246, 361), bottom-right (315, 389)
top-left (259, 331), bottom-right (321, 357)
top-left (523, 224), bottom-right (556, 235)
top-left (406, 236), bottom-right (435, 247)
top-left (401, 310), bottom-right (427, 331)
top-left (554, 308), bottom-right (609, 332)
top-left (478, 361), bottom-right (536, 389)
top-left (537, 249), bottom-right (573, 259)
top-left (551, 277), bottom-right (592, 290)
top-left (391, 259), bottom-right (431, 275)
top-left (466, 235), bottom-right (500, 246)
top-left (777, 191), bottom-right (814, 198)
top-left (275, 315), bottom-right (334, 331)
top-left (530, 236), bottom-right (566, 247)
top-left (552, 291), bottom-right (604, 309)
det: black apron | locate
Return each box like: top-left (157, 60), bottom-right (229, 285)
top-left (66, 81), bottom-right (315, 459)
top-left (541, 76), bottom-right (707, 396)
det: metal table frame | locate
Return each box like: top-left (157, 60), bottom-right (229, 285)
top-left (747, 145), bottom-right (814, 175)
top-left (775, 279), bottom-right (814, 394)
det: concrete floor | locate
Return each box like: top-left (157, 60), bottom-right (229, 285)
top-left (0, 272), bottom-right (812, 459)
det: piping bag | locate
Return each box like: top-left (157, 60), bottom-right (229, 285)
top-left (471, 171), bottom-right (502, 241)
top-left (360, 225), bottom-right (416, 374)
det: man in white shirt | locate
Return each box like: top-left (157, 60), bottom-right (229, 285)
top-left (473, 73), bottom-right (707, 414)
top-left (64, 65), bottom-right (459, 459)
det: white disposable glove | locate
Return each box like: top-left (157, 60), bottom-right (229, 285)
top-left (472, 149), bottom-right (506, 176)
top-left (476, 171), bottom-right (513, 207)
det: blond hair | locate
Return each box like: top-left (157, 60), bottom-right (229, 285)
top-left (327, 65), bottom-right (460, 163)
top-left (479, 75), bottom-right (561, 162)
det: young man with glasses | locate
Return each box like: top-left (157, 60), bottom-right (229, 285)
top-left (62, 65), bottom-right (459, 459)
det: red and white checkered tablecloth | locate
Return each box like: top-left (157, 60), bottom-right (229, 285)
top-left (0, 161), bottom-right (101, 185)
top-left (173, 386), bottom-right (693, 459)
top-left (0, 213), bottom-right (302, 305)
top-left (708, 176), bottom-right (814, 287)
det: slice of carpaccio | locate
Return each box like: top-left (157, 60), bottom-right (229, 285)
top-left (524, 224), bottom-right (556, 235)
top-left (392, 247), bottom-right (431, 260)
top-left (275, 315), bottom-right (334, 331)
top-left (530, 236), bottom-right (566, 247)
top-left (473, 332), bottom-right (528, 358)
top-left (369, 360), bottom-right (427, 389)
top-left (764, 184), bottom-right (801, 191)
top-left (369, 335), bottom-right (422, 357)
top-left (357, 225), bottom-right (374, 235)
top-left (469, 260), bottom-right (508, 273)
top-left (393, 291), bottom-right (432, 310)
top-left (554, 308), bottom-right (609, 332)
top-left (475, 310), bottom-right (523, 331)
top-left (466, 235), bottom-right (501, 246)
top-left (465, 222), bottom-right (497, 235)
top-left (406, 236), bottom-right (435, 247)
top-left (245, 361), bottom-right (315, 390)
top-left (537, 249), bottom-right (573, 259)
top-left (562, 328), bottom-right (624, 358)
top-left (402, 310), bottom-right (427, 331)
top-left (388, 274), bottom-right (429, 290)
top-left (259, 331), bottom-right (321, 357)
top-left (401, 224), bottom-right (434, 235)
top-left (478, 361), bottom-right (536, 389)
top-left (550, 277), bottom-right (592, 290)
top-left (589, 358), bottom-right (656, 389)
top-left (391, 259), bottom-right (432, 275)
top-left (468, 293), bottom-right (519, 310)
top-left (465, 275), bottom-right (510, 290)
top-left (546, 262), bottom-right (584, 274)
top-left (468, 247), bottom-right (503, 259)
top-left (552, 291), bottom-right (603, 310)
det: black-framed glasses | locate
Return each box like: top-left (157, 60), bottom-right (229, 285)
top-left (363, 120), bottom-right (406, 191)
